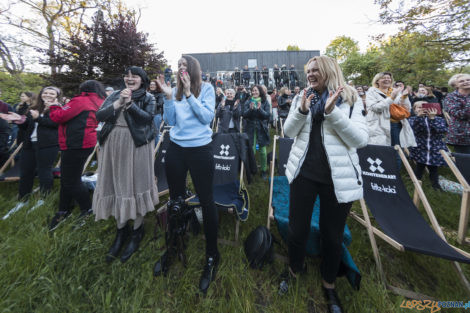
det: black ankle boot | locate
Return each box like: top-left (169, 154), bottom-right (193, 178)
top-left (153, 251), bottom-right (170, 276)
top-left (120, 224), bottom-right (144, 263)
top-left (106, 224), bottom-right (131, 263)
top-left (199, 253), bottom-right (220, 294)
top-left (322, 286), bottom-right (343, 313)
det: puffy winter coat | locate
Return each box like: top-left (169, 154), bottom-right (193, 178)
top-left (284, 91), bottom-right (368, 203)
top-left (365, 87), bottom-right (416, 147)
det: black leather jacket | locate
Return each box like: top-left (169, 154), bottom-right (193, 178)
top-left (96, 91), bottom-right (156, 147)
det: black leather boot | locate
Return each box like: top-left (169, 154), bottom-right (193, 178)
top-left (322, 286), bottom-right (344, 313)
top-left (199, 252), bottom-right (220, 294)
top-left (120, 224), bottom-right (144, 263)
top-left (106, 223), bottom-right (131, 263)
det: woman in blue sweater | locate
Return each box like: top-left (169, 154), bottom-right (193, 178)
top-left (154, 55), bottom-right (218, 294)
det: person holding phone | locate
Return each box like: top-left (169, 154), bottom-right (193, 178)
top-left (92, 66), bottom-right (159, 263)
top-left (153, 55), bottom-right (219, 295)
top-left (279, 56), bottom-right (368, 313)
top-left (408, 101), bottom-right (448, 190)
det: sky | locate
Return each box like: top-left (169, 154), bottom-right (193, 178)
top-left (127, 0), bottom-right (401, 68)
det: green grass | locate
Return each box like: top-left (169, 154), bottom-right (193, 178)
top-left (0, 137), bottom-right (469, 313)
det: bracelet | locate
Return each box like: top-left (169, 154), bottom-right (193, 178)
top-left (186, 93), bottom-right (192, 99)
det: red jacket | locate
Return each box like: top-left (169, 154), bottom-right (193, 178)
top-left (49, 92), bottom-right (103, 150)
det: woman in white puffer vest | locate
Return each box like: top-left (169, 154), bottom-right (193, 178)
top-left (279, 56), bottom-right (368, 313)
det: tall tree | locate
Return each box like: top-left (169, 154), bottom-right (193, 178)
top-left (375, 0), bottom-right (470, 63)
top-left (325, 36), bottom-right (359, 63)
top-left (286, 45), bottom-right (300, 51)
top-left (0, 0), bottom-right (129, 75)
top-left (48, 12), bottom-right (166, 95)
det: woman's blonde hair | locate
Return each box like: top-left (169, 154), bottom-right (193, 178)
top-left (371, 72), bottom-right (394, 89)
top-left (306, 56), bottom-right (357, 105)
top-left (279, 86), bottom-right (288, 96)
top-left (448, 73), bottom-right (470, 88)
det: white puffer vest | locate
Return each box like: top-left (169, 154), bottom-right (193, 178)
top-left (284, 91), bottom-right (369, 203)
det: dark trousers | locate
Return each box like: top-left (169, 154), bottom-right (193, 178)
top-left (415, 162), bottom-right (439, 187)
top-left (59, 148), bottom-right (94, 212)
top-left (165, 141), bottom-right (218, 256)
top-left (288, 175), bottom-right (352, 284)
top-left (19, 143), bottom-right (59, 199)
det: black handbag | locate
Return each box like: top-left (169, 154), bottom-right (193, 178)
top-left (244, 226), bottom-right (274, 269)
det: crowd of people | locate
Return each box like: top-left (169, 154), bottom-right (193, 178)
top-left (0, 53), bottom-right (469, 312)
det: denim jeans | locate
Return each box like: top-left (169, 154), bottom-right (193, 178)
top-left (153, 114), bottom-right (162, 145)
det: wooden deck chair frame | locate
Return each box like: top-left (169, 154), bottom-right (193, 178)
top-left (82, 144), bottom-right (98, 174)
top-left (350, 145), bottom-right (470, 299)
top-left (265, 135), bottom-right (298, 263)
top-left (279, 118), bottom-right (285, 138)
top-left (440, 149), bottom-right (470, 244)
top-left (0, 142), bottom-right (23, 178)
top-left (154, 129), bottom-right (170, 197)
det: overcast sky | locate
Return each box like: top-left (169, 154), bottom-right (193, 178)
top-left (128, 0), bottom-right (400, 68)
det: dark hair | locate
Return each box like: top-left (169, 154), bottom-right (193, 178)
top-left (252, 85), bottom-right (266, 102)
top-left (441, 87), bottom-right (448, 92)
top-left (176, 55), bottom-right (202, 101)
top-left (395, 80), bottom-right (404, 86)
top-left (124, 66), bottom-right (150, 90)
top-left (31, 86), bottom-right (62, 113)
top-left (149, 79), bottom-right (162, 93)
top-left (79, 80), bottom-right (107, 99)
top-left (19, 91), bottom-right (34, 98)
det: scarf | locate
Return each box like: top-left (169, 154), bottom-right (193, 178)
top-left (130, 87), bottom-right (147, 102)
top-left (251, 97), bottom-right (261, 106)
top-left (306, 89), bottom-right (342, 124)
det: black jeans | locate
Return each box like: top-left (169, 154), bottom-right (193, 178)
top-left (414, 162), bottom-right (439, 187)
top-left (19, 143), bottom-right (59, 199)
top-left (165, 141), bottom-right (218, 256)
top-left (288, 175), bottom-right (352, 284)
top-left (59, 148), bottom-right (94, 212)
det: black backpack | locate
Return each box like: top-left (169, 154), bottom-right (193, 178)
top-left (244, 226), bottom-right (274, 269)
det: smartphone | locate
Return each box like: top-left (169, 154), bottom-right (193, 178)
top-left (421, 102), bottom-right (442, 115)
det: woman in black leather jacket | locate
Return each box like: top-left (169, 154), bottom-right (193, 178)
top-left (92, 66), bottom-right (159, 263)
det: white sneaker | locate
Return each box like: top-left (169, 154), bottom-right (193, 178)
top-left (2, 202), bottom-right (26, 220)
top-left (29, 200), bottom-right (44, 212)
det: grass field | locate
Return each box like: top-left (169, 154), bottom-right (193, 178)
top-left (0, 137), bottom-right (469, 313)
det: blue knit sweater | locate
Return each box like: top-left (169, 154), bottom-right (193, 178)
top-left (163, 83), bottom-right (215, 147)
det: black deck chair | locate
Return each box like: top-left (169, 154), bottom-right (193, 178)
top-left (351, 144), bottom-right (470, 299)
top-left (0, 142), bottom-right (23, 182)
top-left (441, 150), bottom-right (470, 244)
top-left (154, 130), bottom-right (170, 197)
top-left (188, 132), bottom-right (249, 244)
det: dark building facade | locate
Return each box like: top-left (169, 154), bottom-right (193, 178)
top-left (185, 50), bottom-right (320, 73)
top-left (184, 50), bottom-right (321, 89)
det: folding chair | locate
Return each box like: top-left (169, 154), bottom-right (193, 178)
top-left (440, 150), bottom-right (470, 244)
top-left (188, 132), bottom-right (250, 244)
top-left (0, 142), bottom-right (23, 182)
top-left (267, 135), bottom-right (361, 289)
top-left (351, 144), bottom-right (470, 299)
top-left (154, 130), bottom-right (170, 197)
